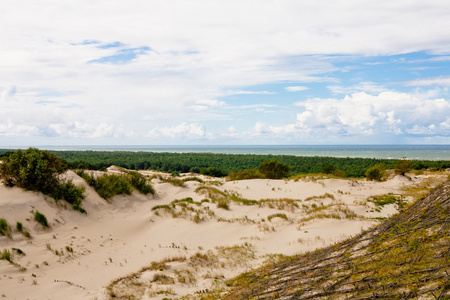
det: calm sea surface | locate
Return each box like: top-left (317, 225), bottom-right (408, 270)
top-left (24, 145), bottom-right (450, 161)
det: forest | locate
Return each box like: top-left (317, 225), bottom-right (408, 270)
top-left (1, 149), bottom-right (449, 178)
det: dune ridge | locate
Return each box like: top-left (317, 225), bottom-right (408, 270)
top-left (0, 168), bottom-right (448, 299)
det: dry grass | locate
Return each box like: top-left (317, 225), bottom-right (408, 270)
top-left (221, 181), bottom-right (450, 299)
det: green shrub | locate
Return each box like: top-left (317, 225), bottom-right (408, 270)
top-left (189, 166), bottom-right (201, 174)
top-left (76, 170), bottom-right (96, 186)
top-left (322, 163), bottom-right (335, 174)
top-left (128, 171), bottom-right (155, 195)
top-left (53, 181), bottom-right (86, 212)
top-left (395, 159), bottom-right (412, 176)
top-left (201, 167), bottom-right (227, 177)
top-left (258, 160), bottom-right (290, 179)
top-left (78, 170), bottom-right (154, 200)
top-left (0, 148), bottom-right (66, 193)
top-left (228, 169), bottom-right (265, 180)
top-left (93, 174), bottom-right (133, 201)
top-left (16, 222), bottom-right (23, 232)
top-left (332, 169), bottom-right (346, 177)
top-left (365, 164), bottom-right (385, 181)
top-left (0, 148), bottom-right (86, 212)
top-left (34, 211), bottom-right (49, 228)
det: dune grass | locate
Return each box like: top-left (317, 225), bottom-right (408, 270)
top-left (34, 211), bottom-right (49, 228)
top-left (222, 182), bottom-right (450, 299)
top-left (77, 170), bottom-right (154, 201)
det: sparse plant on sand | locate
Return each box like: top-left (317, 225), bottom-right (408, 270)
top-left (304, 193), bottom-right (335, 201)
top-left (195, 186), bottom-right (227, 198)
top-left (0, 249), bottom-right (11, 262)
top-left (267, 213), bottom-right (289, 222)
top-left (151, 273), bottom-right (175, 284)
top-left (34, 211), bottom-right (49, 228)
top-left (217, 198), bottom-right (230, 210)
top-left (0, 218), bottom-right (11, 238)
top-left (15, 222), bottom-right (22, 232)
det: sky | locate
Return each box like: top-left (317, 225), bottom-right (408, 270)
top-left (1, 1), bottom-right (450, 146)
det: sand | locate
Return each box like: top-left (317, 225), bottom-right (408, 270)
top-left (0, 169), bottom-right (448, 299)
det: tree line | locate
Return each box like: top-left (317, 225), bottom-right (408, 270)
top-left (2, 149), bottom-right (448, 178)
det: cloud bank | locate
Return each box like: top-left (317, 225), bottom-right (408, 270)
top-left (1, 1), bottom-right (450, 145)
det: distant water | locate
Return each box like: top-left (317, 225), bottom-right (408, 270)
top-left (19, 145), bottom-right (450, 161)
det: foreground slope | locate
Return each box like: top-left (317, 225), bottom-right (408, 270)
top-left (0, 168), bottom-right (448, 299)
top-left (225, 181), bottom-right (450, 299)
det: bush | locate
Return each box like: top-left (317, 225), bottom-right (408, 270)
top-left (365, 164), bottom-right (385, 181)
top-left (322, 164), bottom-right (335, 174)
top-left (189, 167), bottom-right (201, 174)
top-left (78, 170), bottom-right (154, 201)
top-left (34, 211), bottom-right (49, 228)
top-left (128, 171), bottom-right (155, 195)
top-left (0, 148), bottom-right (86, 212)
top-left (54, 181), bottom-right (86, 212)
top-left (258, 160), bottom-right (290, 179)
top-left (201, 167), bottom-right (227, 177)
top-left (76, 170), bottom-right (96, 186)
top-left (395, 159), bottom-right (412, 176)
top-left (0, 148), bottom-right (66, 194)
top-left (332, 169), bottom-right (346, 177)
top-left (228, 169), bottom-right (265, 181)
top-left (94, 174), bottom-right (133, 201)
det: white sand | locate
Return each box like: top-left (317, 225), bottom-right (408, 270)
top-left (0, 169), bottom-right (447, 299)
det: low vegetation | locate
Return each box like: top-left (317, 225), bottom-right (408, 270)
top-left (0, 218), bottom-right (11, 238)
top-left (0, 148), bottom-right (86, 212)
top-left (365, 163), bottom-right (386, 181)
top-left (223, 182), bottom-right (450, 299)
top-left (34, 211), bottom-right (49, 228)
top-left (77, 170), bottom-right (154, 201)
top-left (107, 243), bottom-right (256, 299)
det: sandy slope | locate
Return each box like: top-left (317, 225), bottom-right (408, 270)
top-left (0, 170), bottom-right (447, 299)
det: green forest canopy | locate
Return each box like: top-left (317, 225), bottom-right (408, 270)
top-left (2, 149), bottom-right (449, 178)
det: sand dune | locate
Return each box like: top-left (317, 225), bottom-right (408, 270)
top-left (0, 169), bottom-right (448, 299)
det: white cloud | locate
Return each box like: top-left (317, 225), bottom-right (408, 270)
top-left (189, 99), bottom-right (225, 111)
top-left (225, 90), bottom-right (276, 95)
top-left (148, 123), bottom-right (206, 138)
top-left (1, 1), bottom-right (450, 144)
top-left (328, 82), bottom-right (387, 94)
top-left (0, 86), bottom-right (17, 102)
top-left (402, 76), bottom-right (450, 87)
top-left (285, 86), bottom-right (309, 92)
top-left (289, 92), bottom-right (450, 137)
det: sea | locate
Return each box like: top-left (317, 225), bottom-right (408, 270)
top-left (13, 145), bottom-right (450, 161)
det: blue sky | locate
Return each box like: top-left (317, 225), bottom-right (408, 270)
top-left (1, 1), bottom-right (450, 146)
